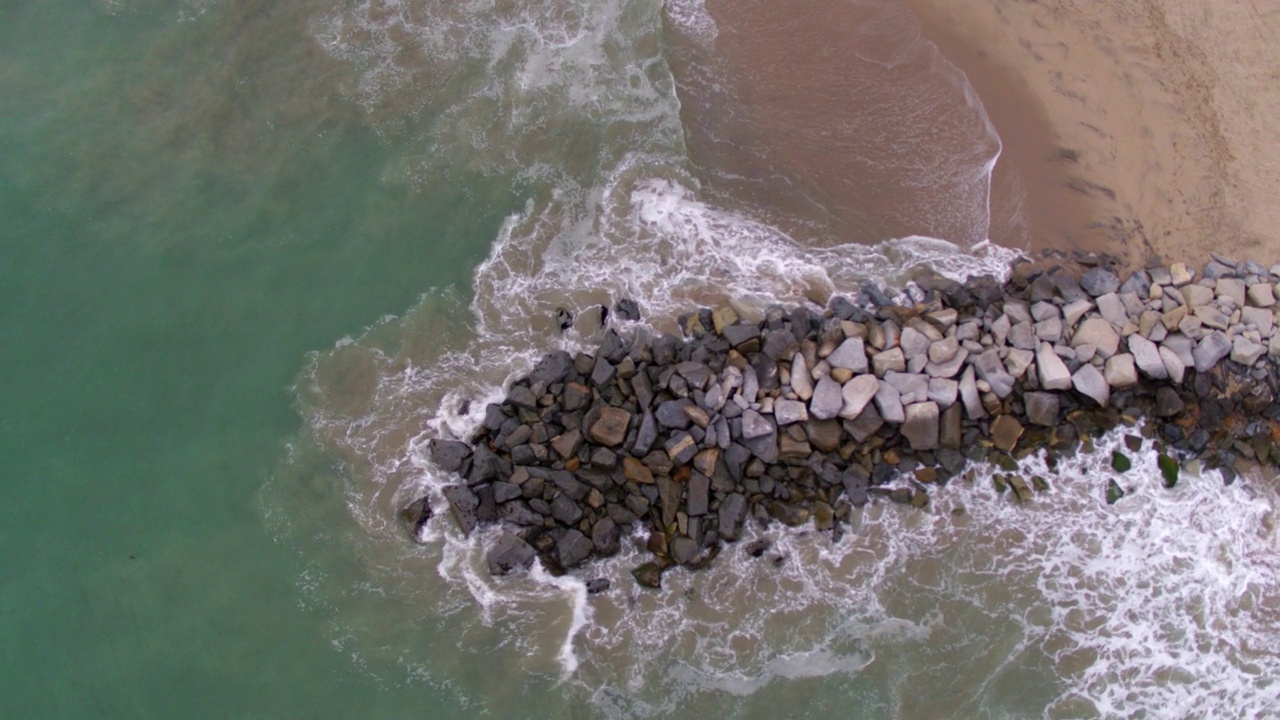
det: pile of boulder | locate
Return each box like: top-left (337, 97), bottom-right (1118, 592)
top-left (405, 252), bottom-right (1280, 590)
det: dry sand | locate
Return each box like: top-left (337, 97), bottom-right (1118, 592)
top-left (909, 0), bottom-right (1280, 269)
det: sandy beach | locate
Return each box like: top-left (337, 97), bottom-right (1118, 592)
top-left (908, 0), bottom-right (1280, 269)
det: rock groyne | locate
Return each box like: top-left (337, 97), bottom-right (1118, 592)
top-left (410, 254), bottom-right (1280, 590)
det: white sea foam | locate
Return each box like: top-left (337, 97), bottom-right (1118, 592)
top-left (663, 0), bottom-right (718, 44)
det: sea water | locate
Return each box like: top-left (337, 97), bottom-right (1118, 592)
top-left (3, 0), bottom-right (1277, 717)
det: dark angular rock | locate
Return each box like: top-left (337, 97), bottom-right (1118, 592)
top-left (625, 493), bottom-right (651, 518)
top-left (529, 351), bottom-right (574, 386)
top-left (744, 427), bottom-right (779, 464)
top-left (600, 328), bottom-right (627, 363)
top-left (652, 334), bottom-right (679, 366)
top-left (665, 432), bottom-right (699, 466)
top-left (744, 539), bottom-right (772, 558)
top-left (1154, 387), bottom-right (1186, 417)
top-left (613, 298), bottom-right (641, 322)
top-left (718, 493), bottom-right (748, 541)
top-left (556, 307), bottom-right (574, 331)
top-left (841, 466), bottom-right (870, 507)
top-left (628, 409), bottom-right (657, 457)
top-left (508, 385), bottom-right (538, 410)
top-left (557, 529), bottom-right (594, 568)
top-left (723, 323), bottom-right (761, 348)
top-left (591, 517), bottom-right (621, 555)
top-left (1106, 479), bottom-right (1125, 504)
top-left (687, 473), bottom-right (710, 516)
top-left (429, 439), bottom-right (472, 473)
top-left (1080, 267), bottom-right (1121, 297)
top-left (501, 500), bottom-right (543, 526)
top-left (550, 493), bottom-right (584, 526)
top-left (563, 382), bottom-right (591, 412)
top-left (589, 406), bottom-right (631, 447)
top-left (468, 444), bottom-right (500, 485)
top-left (487, 532), bottom-right (537, 576)
top-left (658, 475), bottom-right (682, 527)
top-left (1024, 391), bottom-right (1059, 427)
top-left (551, 470), bottom-right (588, 500)
top-left (656, 399), bottom-right (694, 429)
top-left (491, 481), bottom-right (522, 504)
top-left (590, 356), bottom-right (616, 387)
top-left (442, 484), bottom-right (480, 535)
top-left (585, 577), bottom-right (612, 594)
top-left (769, 501), bottom-right (810, 526)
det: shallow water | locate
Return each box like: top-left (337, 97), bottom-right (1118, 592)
top-left (4, 0), bottom-right (1278, 717)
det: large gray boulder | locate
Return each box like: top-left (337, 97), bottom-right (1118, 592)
top-left (1104, 353), bottom-right (1138, 388)
top-left (1036, 342), bottom-right (1073, 390)
top-left (1062, 299), bottom-right (1093, 328)
top-left (1247, 283), bottom-right (1276, 308)
top-left (959, 366), bottom-right (984, 419)
top-left (872, 348), bottom-right (906, 376)
top-left (1072, 364), bottom-right (1110, 407)
top-left (741, 409), bottom-right (775, 440)
top-left (1193, 331), bottom-right (1232, 372)
top-left (1216, 277), bottom-right (1246, 308)
top-left (839, 375), bottom-right (879, 419)
top-left (774, 399), bottom-right (809, 425)
top-left (557, 529), bottom-right (595, 569)
top-left (928, 337), bottom-right (960, 364)
top-left (883, 371), bottom-right (930, 404)
top-left (826, 337), bottom-right (868, 373)
top-left (1159, 346), bottom-right (1186, 384)
top-left (973, 349), bottom-right (1015, 397)
top-left (1071, 318), bottom-right (1121, 358)
top-left (925, 347), bottom-right (968, 378)
top-left (809, 375), bottom-right (844, 420)
top-left (927, 378), bottom-right (958, 408)
top-left (873, 381), bottom-right (906, 424)
top-left (1241, 306), bottom-right (1274, 337)
top-left (789, 353), bottom-right (814, 400)
top-left (1080, 267), bottom-right (1121, 296)
top-left (487, 532), bottom-right (536, 576)
top-left (1004, 348), bottom-right (1035, 379)
top-left (1095, 293), bottom-right (1129, 327)
top-left (900, 326), bottom-right (931, 363)
top-left (1231, 336), bottom-right (1267, 366)
top-left (1162, 334), bottom-right (1195, 368)
top-left (901, 402), bottom-right (940, 450)
top-left (1127, 334), bottom-right (1167, 380)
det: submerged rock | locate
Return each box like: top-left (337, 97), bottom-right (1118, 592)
top-left (1111, 451), bottom-right (1132, 473)
top-left (1106, 479), bottom-right (1126, 505)
top-left (398, 496), bottom-right (433, 542)
top-left (1158, 454), bottom-right (1180, 488)
top-left (631, 562), bottom-right (664, 589)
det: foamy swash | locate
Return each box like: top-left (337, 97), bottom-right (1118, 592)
top-left (405, 252), bottom-right (1280, 589)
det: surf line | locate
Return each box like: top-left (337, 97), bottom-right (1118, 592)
top-left (402, 251), bottom-right (1280, 592)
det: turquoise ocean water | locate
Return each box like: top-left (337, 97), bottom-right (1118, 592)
top-left (4, 1), bottom-right (1279, 718)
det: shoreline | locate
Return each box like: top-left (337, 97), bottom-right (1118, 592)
top-left (413, 254), bottom-right (1280, 588)
top-left (907, 0), bottom-right (1280, 268)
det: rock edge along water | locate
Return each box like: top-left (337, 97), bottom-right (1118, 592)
top-left (409, 252), bottom-right (1280, 590)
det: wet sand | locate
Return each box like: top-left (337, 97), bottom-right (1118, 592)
top-left (907, 0), bottom-right (1280, 268)
top-left (664, 0), bottom-right (1116, 256)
